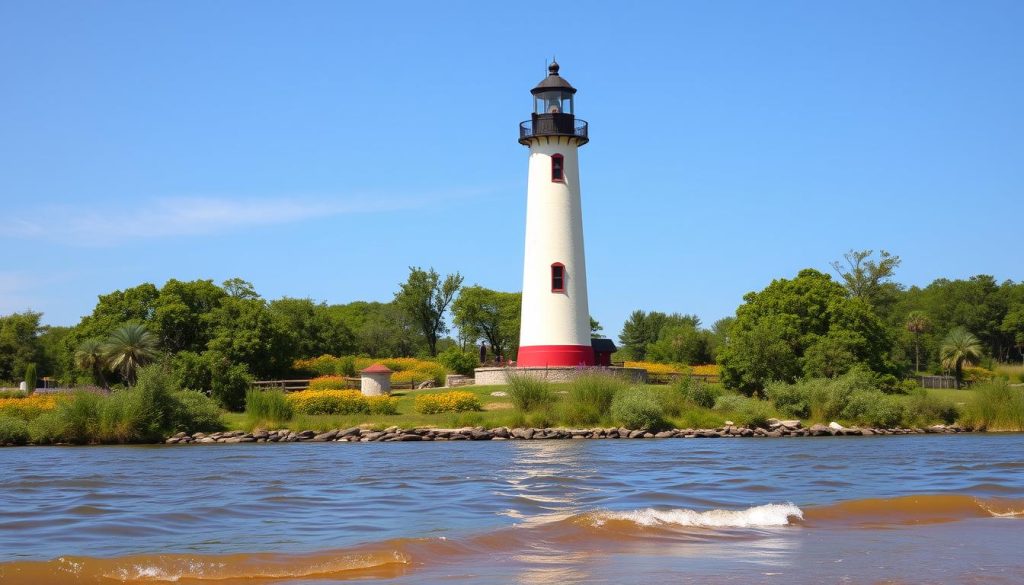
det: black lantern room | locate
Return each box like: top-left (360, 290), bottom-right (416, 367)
top-left (519, 61), bottom-right (589, 146)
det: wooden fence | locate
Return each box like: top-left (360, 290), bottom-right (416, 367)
top-left (918, 375), bottom-right (960, 389)
top-left (252, 378), bottom-right (437, 392)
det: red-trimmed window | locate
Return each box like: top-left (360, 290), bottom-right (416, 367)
top-left (551, 263), bottom-right (565, 292)
top-left (551, 154), bottom-right (564, 182)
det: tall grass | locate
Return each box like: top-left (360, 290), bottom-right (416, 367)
top-left (245, 389), bottom-right (294, 426)
top-left (962, 381), bottom-right (1024, 431)
top-left (505, 372), bottom-right (554, 412)
top-left (560, 372), bottom-right (629, 425)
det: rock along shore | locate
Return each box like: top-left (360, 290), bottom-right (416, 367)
top-left (165, 420), bottom-right (968, 444)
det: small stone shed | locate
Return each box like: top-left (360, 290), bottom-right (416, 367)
top-left (360, 364), bottom-right (393, 396)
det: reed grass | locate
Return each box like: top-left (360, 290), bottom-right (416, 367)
top-left (245, 389), bottom-right (294, 426)
top-left (961, 381), bottom-right (1024, 431)
top-left (505, 372), bottom-right (554, 412)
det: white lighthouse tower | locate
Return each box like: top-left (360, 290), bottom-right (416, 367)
top-left (517, 61), bottom-right (594, 367)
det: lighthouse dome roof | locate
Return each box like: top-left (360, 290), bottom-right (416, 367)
top-left (531, 60), bottom-right (577, 95)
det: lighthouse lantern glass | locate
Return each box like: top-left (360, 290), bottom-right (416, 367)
top-left (534, 90), bottom-right (574, 115)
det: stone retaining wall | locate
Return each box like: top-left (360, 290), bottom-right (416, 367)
top-left (473, 366), bottom-right (648, 386)
top-left (165, 421), bottom-right (966, 444)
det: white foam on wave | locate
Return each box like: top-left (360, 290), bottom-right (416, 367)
top-left (593, 503), bottom-right (804, 528)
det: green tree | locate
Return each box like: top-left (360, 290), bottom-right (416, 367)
top-left (831, 249), bottom-right (902, 318)
top-left (940, 327), bottom-right (983, 388)
top-left (152, 279), bottom-right (226, 353)
top-left (0, 311), bottom-right (43, 382)
top-left (36, 325), bottom-right (73, 384)
top-left (269, 297), bottom-right (355, 358)
top-left (206, 295), bottom-right (296, 379)
top-left (394, 267), bottom-right (464, 357)
top-left (74, 338), bottom-right (109, 388)
top-left (23, 363), bottom-right (37, 392)
top-left (646, 320), bottom-right (713, 365)
top-left (452, 286), bottom-right (521, 360)
top-left (1000, 307), bottom-right (1024, 364)
top-left (617, 310), bottom-right (689, 361)
top-left (905, 310), bottom-right (932, 373)
top-left (718, 269), bottom-right (893, 394)
top-left (102, 323), bottom-right (159, 385)
top-left (590, 316), bottom-right (604, 338)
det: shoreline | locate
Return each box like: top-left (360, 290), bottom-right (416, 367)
top-left (164, 421), bottom-right (970, 444)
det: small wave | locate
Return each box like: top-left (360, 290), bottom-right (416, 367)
top-left (803, 494), bottom-right (1024, 526)
top-left (589, 503), bottom-right (804, 528)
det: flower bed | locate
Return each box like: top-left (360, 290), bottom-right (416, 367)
top-left (0, 394), bottom-right (58, 420)
top-left (414, 391), bottom-right (481, 414)
top-left (287, 390), bottom-right (397, 415)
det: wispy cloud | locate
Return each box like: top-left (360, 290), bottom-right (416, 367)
top-left (4, 190), bottom-right (480, 246)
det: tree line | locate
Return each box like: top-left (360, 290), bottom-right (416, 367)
top-left (615, 250), bottom-right (1024, 391)
top-left (2, 249), bottom-right (1021, 397)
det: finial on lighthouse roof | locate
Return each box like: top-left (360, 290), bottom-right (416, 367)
top-left (532, 60), bottom-right (576, 94)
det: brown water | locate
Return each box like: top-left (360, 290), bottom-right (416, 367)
top-left (1, 435), bottom-right (1022, 584)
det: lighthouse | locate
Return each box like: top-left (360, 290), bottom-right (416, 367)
top-left (516, 61), bottom-right (594, 367)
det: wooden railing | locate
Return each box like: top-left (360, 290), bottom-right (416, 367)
top-left (252, 378), bottom-right (440, 392)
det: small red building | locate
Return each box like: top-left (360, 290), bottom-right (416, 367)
top-left (590, 338), bottom-right (618, 367)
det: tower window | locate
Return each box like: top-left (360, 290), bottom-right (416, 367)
top-left (551, 263), bottom-right (565, 292)
top-left (551, 154), bottom-right (564, 182)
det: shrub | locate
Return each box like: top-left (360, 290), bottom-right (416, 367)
top-left (764, 380), bottom-right (810, 418)
top-left (736, 399), bottom-right (773, 429)
top-left (962, 366), bottom-right (995, 385)
top-left (561, 372), bottom-right (627, 425)
top-left (712, 393), bottom-right (748, 412)
top-left (95, 365), bottom-right (183, 443)
top-left (288, 389), bottom-right (369, 415)
top-left (414, 391), bottom-right (481, 414)
top-left (245, 389), bottom-right (294, 424)
top-left (904, 388), bottom-right (958, 426)
top-left (674, 377), bottom-right (720, 409)
top-left (209, 359), bottom-right (252, 411)
top-left (505, 372), bottom-right (554, 412)
top-left (173, 391), bottom-right (223, 432)
top-left (171, 351), bottom-right (211, 392)
top-left (308, 375), bottom-right (351, 390)
top-left (0, 390), bottom-right (27, 399)
top-left (98, 389), bottom-right (145, 443)
top-left (610, 388), bottom-right (667, 431)
top-left (841, 391), bottom-right (906, 428)
top-left (28, 412), bottom-right (64, 444)
top-left (0, 415), bottom-right (30, 444)
top-left (962, 381), bottom-right (1024, 431)
top-left (437, 348), bottom-right (480, 377)
top-left (366, 395), bottom-right (399, 415)
top-left (54, 391), bottom-right (103, 444)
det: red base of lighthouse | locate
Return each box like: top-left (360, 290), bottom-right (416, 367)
top-left (517, 345), bottom-right (594, 367)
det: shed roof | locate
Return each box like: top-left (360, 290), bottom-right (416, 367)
top-left (360, 364), bottom-right (393, 374)
top-left (591, 338), bottom-right (618, 353)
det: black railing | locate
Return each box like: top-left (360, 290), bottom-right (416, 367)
top-left (519, 115), bottom-right (589, 145)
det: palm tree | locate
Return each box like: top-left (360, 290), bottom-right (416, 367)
top-left (74, 338), bottom-right (109, 389)
top-left (102, 323), bottom-right (159, 385)
top-left (940, 327), bottom-right (983, 389)
top-left (905, 311), bottom-right (931, 373)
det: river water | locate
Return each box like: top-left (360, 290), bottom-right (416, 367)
top-left (1, 435), bottom-right (1022, 584)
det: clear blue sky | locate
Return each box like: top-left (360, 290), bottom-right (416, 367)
top-left (2, 1), bottom-right (1022, 336)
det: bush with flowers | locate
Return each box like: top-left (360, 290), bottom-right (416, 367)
top-left (0, 394), bottom-right (58, 420)
top-left (287, 390), bottom-right (398, 415)
top-left (414, 391), bottom-right (481, 414)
